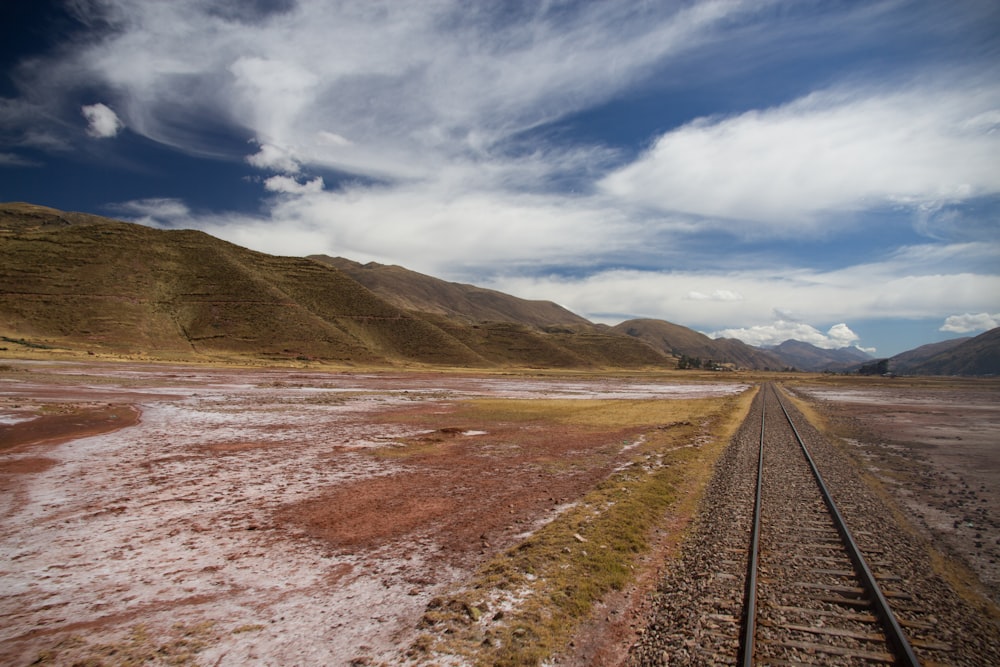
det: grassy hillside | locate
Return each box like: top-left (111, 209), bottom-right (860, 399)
top-left (311, 255), bottom-right (592, 327)
top-left (896, 328), bottom-right (1000, 376)
top-left (0, 203), bottom-right (670, 369)
top-left (0, 203), bottom-right (478, 363)
top-left (611, 318), bottom-right (785, 370)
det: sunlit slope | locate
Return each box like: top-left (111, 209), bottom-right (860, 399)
top-left (0, 203), bottom-right (479, 363)
top-left (313, 255), bottom-right (591, 327)
top-left (0, 203), bottom-right (670, 368)
top-left (612, 318), bottom-right (786, 370)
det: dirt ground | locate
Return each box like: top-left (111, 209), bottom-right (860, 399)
top-left (793, 379), bottom-right (1000, 608)
top-left (0, 360), bottom-right (745, 666)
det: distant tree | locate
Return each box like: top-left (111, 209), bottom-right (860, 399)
top-left (677, 354), bottom-right (703, 369)
top-left (858, 359), bottom-right (890, 376)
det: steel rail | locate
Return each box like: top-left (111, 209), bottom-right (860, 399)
top-left (771, 385), bottom-right (921, 667)
top-left (738, 384), bottom-right (765, 667)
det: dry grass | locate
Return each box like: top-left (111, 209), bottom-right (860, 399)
top-left (409, 387), bottom-right (757, 665)
top-left (30, 622), bottom-right (216, 666)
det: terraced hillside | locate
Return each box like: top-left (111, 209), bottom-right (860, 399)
top-left (0, 203), bottom-right (668, 368)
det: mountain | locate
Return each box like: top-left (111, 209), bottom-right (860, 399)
top-left (891, 328), bottom-right (1000, 376)
top-left (5, 202), bottom-right (994, 375)
top-left (887, 337), bottom-right (969, 374)
top-left (310, 255), bottom-right (590, 328)
top-left (611, 318), bottom-right (786, 370)
top-left (766, 339), bottom-right (872, 372)
top-left (0, 203), bottom-right (666, 369)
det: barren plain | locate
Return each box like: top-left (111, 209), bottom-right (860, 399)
top-left (0, 360), bottom-right (747, 666)
top-left (793, 378), bottom-right (1000, 609)
top-left (4, 362), bottom-right (998, 667)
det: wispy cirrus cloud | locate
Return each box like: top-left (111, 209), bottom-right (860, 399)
top-left (0, 152), bottom-right (41, 167)
top-left (50, 0), bottom-right (762, 178)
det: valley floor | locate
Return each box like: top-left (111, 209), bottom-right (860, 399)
top-left (2, 362), bottom-right (997, 666)
top-left (0, 360), bottom-right (744, 666)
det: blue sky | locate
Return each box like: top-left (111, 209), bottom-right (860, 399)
top-left (2, 1), bottom-right (999, 357)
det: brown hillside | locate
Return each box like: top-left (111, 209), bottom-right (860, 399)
top-left (611, 318), bottom-right (784, 370)
top-left (0, 203), bottom-right (670, 369)
top-left (897, 327), bottom-right (1000, 376)
top-left (0, 203), bottom-right (480, 364)
top-left (311, 255), bottom-right (591, 328)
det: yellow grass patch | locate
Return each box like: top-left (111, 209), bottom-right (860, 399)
top-left (410, 387), bottom-right (757, 665)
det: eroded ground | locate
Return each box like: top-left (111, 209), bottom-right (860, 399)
top-left (0, 361), bottom-right (745, 666)
top-left (794, 378), bottom-right (1000, 607)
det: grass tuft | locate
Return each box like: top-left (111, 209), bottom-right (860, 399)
top-left (410, 387), bottom-right (756, 665)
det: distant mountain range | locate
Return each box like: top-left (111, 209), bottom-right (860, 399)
top-left (763, 339), bottom-right (873, 372)
top-left (1, 203), bottom-right (996, 375)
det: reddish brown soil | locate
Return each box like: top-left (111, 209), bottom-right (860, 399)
top-left (0, 360), bottom-right (744, 666)
top-left (0, 404), bottom-right (139, 452)
top-left (283, 415), bottom-right (645, 566)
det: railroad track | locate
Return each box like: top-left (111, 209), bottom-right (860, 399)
top-left (739, 384), bottom-right (924, 665)
top-left (628, 383), bottom-right (965, 666)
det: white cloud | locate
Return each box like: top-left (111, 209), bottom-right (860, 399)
top-left (247, 143), bottom-right (301, 174)
top-left (110, 198), bottom-right (192, 226)
top-left (48, 0), bottom-right (766, 181)
top-left (81, 103), bottom-right (124, 138)
top-left (479, 245), bottom-right (1000, 336)
top-left (940, 312), bottom-right (999, 333)
top-left (263, 175), bottom-right (324, 194)
top-left (688, 290), bottom-right (743, 302)
top-left (190, 184), bottom-right (637, 274)
top-left (600, 80), bottom-right (1000, 229)
top-left (710, 321), bottom-right (862, 349)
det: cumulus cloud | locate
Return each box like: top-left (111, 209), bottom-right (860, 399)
top-left (710, 321), bottom-right (862, 350)
top-left (196, 184), bottom-right (638, 274)
top-left (600, 81), bottom-right (1000, 228)
top-left (247, 143), bottom-right (301, 174)
top-left (81, 103), bottom-right (124, 138)
top-left (940, 313), bottom-right (999, 333)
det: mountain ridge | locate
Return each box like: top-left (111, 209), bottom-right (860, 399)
top-left (2, 202), bottom-right (994, 374)
top-left (0, 203), bottom-right (664, 368)
top-left (764, 339), bottom-right (873, 372)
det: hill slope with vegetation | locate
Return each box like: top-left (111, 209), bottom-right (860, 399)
top-left (0, 203), bottom-right (666, 368)
top-left (891, 328), bottom-right (1000, 376)
top-left (611, 318), bottom-right (786, 370)
top-left (311, 255), bottom-right (591, 328)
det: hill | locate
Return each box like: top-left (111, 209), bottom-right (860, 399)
top-left (311, 256), bottom-right (590, 328)
top-left (891, 328), bottom-right (1000, 376)
top-left (611, 318), bottom-right (786, 370)
top-left (0, 203), bottom-right (667, 369)
top-left (766, 339), bottom-right (872, 372)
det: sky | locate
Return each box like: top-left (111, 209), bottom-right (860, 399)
top-left (2, 0), bottom-right (999, 357)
